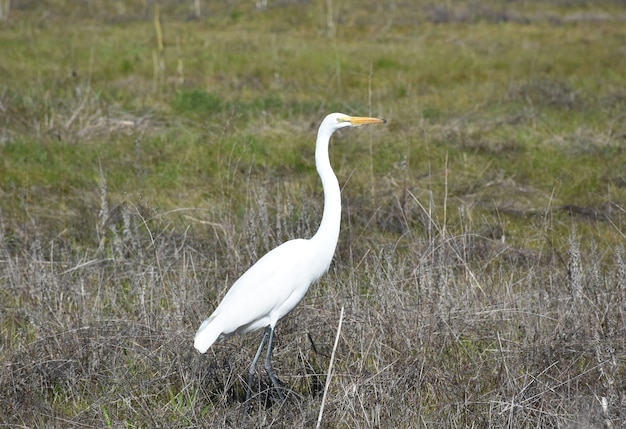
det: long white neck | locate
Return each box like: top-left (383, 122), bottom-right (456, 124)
top-left (311, 125), bottom-right (341, 255)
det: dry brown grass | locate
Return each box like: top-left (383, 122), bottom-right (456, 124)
top-left (1, 183), bottom-right (624, 427)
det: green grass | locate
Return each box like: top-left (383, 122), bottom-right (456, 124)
top-left (1, 0), bottom-right (625, 427)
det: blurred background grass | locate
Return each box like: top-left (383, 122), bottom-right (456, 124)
top-left (2, 0), bottom-right (624, 250)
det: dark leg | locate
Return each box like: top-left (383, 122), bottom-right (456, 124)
top-left (264, 326), bottom-right (285, 401)
top-left (246, 328), bottom-right (269, 404)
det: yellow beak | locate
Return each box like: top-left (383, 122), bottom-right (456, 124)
top-left (349, 116), bottom-right (387, 126)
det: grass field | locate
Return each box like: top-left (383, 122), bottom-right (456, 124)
top-left (1, 0), bottom-right (625, 427)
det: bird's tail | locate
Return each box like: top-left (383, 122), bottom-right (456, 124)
top-left (194, 316), bottom-right (221, 353)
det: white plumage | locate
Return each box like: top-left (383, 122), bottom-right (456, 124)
top-left (194, 113), bottom-right (386, 401)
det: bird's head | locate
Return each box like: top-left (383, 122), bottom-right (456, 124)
top-left (322, 112), bottom-right (386, 132)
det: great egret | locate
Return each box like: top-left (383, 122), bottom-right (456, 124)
top-left (194, 113), bottom-right (386, 401)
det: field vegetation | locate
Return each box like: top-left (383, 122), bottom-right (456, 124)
top-left (1, 0), bottom-right (625, 427)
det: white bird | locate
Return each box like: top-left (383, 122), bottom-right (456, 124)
top-left (194, 113), bottom-right (386, 401)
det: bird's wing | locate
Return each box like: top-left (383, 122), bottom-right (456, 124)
top-left (210, 238), bottom-right (314, 336)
